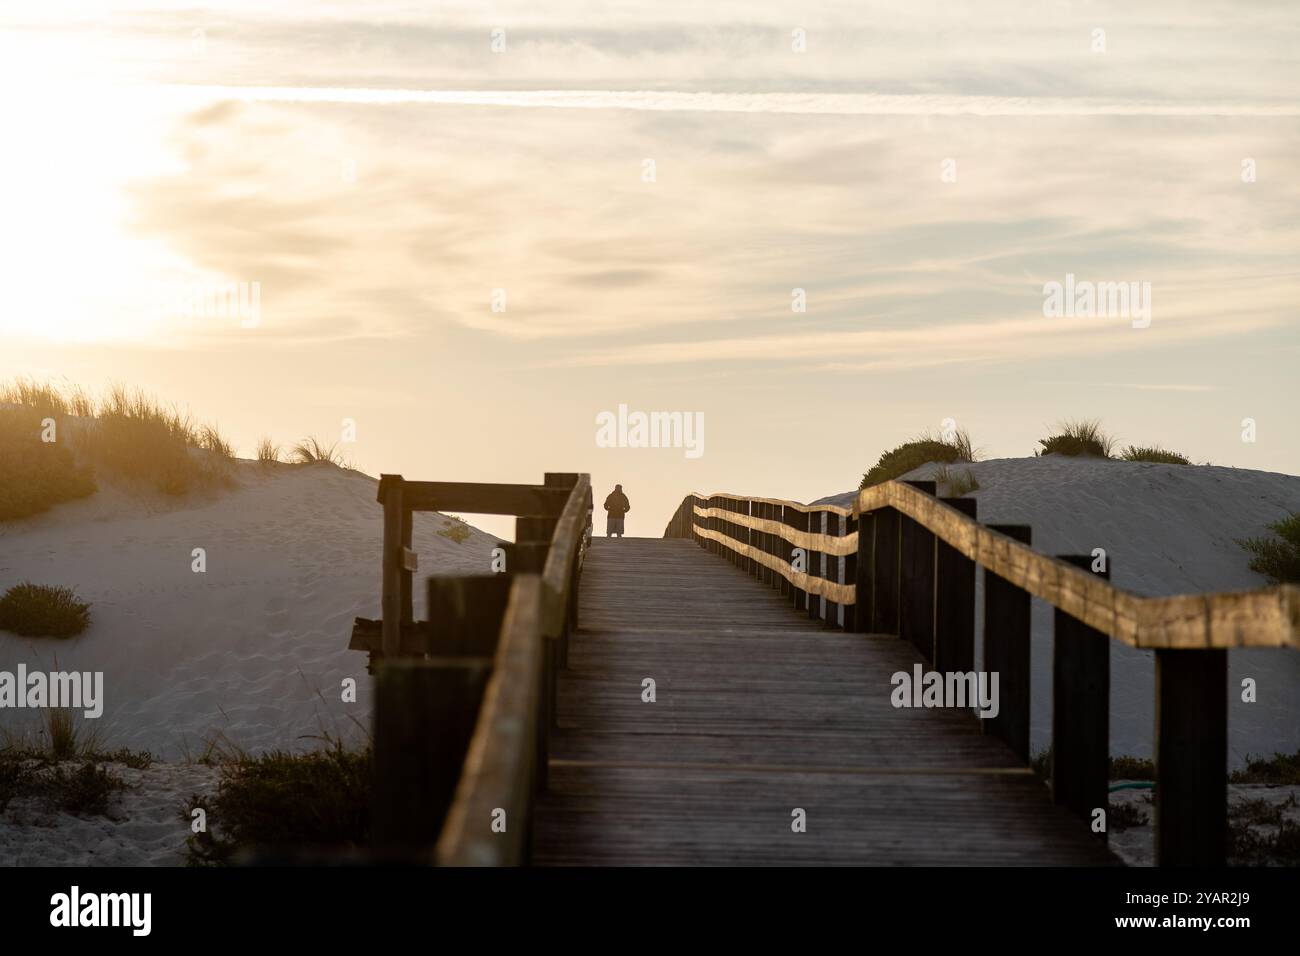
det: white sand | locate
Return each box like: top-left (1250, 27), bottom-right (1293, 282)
top-left (0, 760), bottom-right (222, 866)
top-left (0, 460), bottom-right (500, 757)
top-left (815, 456), bottom-right (1300, 768)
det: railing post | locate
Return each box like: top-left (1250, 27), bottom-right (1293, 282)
top-left (852, 510), bottom-right (874, 632)
top-left (374, 570), bottom-right (507, 854)
top-left (1052, 555), bottom-right (1110, 832)
top-left (378, 473), bottom-right (405, 658)
top-left (983, 524), bottom-right (1033, 762)
top-left (808, 511), bottom-right (824, 621)
top-left (790, 508), bottom-right (808, 611)
top-left (934, 498), bottom-right (976, 674)
top-left (843, 514), bottom-right (858, 631)
top-left (1156, 649), bottom-right (1227, 866)
top-left (825, 512), bottom-right (841, 627)
top-left (899, 480), bottom-right (937, 658)
top-left (871, 505), bottom-right (901, 634)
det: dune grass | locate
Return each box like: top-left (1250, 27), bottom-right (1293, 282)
top-left (1238, 513), bottom-right (1300, 584)
top-left (1120, 445), bottom-right (1190, 465)
top-left (1037, 419), bottom-right (1115, 458)
top-left (1, 378), bottom-right (236, 501)
top-left (932, 465), bottom-right (980, 497)
top-left (182, 742), bottom-right (372, 865)
top-left (255, 436), bottom-right (282, 463)
top-left (860, 429), bottom-right (977, 489)
top-left (289, 436), bottom-right (349, 467)
top-left (0, 406), bottom-right (97, 520)
top-left (0, 583), bottom-right (91, 638)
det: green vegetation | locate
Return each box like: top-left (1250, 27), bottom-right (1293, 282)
top-left (182, 743), bottom-right (372, 865)
top-left (1231, 749), bottom-right (1300, 785)
top-left (438, 514), bottom-right (472, 544)
top-left (860, 429), bottom-right (976, 489)
top-left (1037, 419), bottom-right (1115, 458)
top-left (1238, 514), bottom-right (1300, 584)
top-left (1120, 445), bottom-right (1190, 465)
top-left (1229, 794), bottom-right (1300, 865)
top-left (0, 717), bottom-right (148, 817)
top-left (0, 406), bottom-right (97, 520)
top-left (0, 583), bottom-right (91, 638)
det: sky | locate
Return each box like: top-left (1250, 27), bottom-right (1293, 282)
top-left (1, 1), bottom-right (1298, 538)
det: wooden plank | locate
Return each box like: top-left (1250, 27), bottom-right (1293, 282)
top-left (871, 507), bottom-right (901, 635)
top-left (693, 505), bottom-right (859, 556)
top-left (983, 525), bottom-right (1033, 762)
top-left (372, 656), bottom-right (493, 854)
top-left (934, 497), bottom-right (976, 674)
top-left (402, 481), bottom-right (571, 516)
top-left (1052, 555), bottom-right (1110, 835)
top-left (428, 575), bottom-right (512, 657)
top-left (899, 481), bottom-right (937, 659)
top-left (379, 474), bottom-right (404, 657)
top-left (693, 526), bottom-right (856, 604)
top-left (1155, 649), bottom-right (1227, 866)
top-left (685, 490), bottom-right (853, 517)
top-left (852, 511), bottom-right (874, 632)
top-left (437, 576), bottom-right (546, 866)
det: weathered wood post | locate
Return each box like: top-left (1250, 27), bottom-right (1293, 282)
top-left (1156, 649), bottom-right (1227, 866)
top-left (934, 497), bottom-right (977, 674)
top-left (789, 508), bottom-right (808, 611)
top-left (808, 510), bottom-right (824, 621)
top-left (1052, 555), bottom-right (1110, 833)
top-left (871, 503), bottom-right (901, 634)
top-left (843, 514), bottom-right (858, 631)
top-left (899, 480), bottom-right (937, 658)
top-left (824, 512), bottom-right (841, 627)
top-left (373, 571), bottom-right (509, 854)
top-left (983, 524), bottom-right (1033, 762)
top-left (378, 473), bottom-right (406, 658)
top-left (852, 509), bottom-right (875, 632)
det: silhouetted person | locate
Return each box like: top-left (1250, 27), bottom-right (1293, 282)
top-left (604, 484), bottom-right (630, 538)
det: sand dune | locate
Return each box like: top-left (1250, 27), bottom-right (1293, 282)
top-left (0, 460), bottom-right (499, 757)
top-left (816, 455), bottom-right (1300, 767)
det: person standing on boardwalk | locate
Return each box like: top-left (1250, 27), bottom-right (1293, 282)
top-left (603, 484), bottom-right (630, 537)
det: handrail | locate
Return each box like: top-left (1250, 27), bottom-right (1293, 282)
top-left (671, 482), bottom-right (1300, 651)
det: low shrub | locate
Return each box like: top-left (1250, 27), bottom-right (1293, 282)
top-left (1238, 514), bottom-right (1300, 584)
top-left (1037, 419), bottom-right (1115, 458)
top-left (0, 583), bottom-right (91, 638)
top-left (860, 429), bottom-right (976, 489)
top-left (255, 437), bottom-right (282, 463)
top-left (183, 744), bottom-right (371, 865)
top-left (1120, 445), bottom-right (1190, 465)
top-left (1230, 749), bottom-right (1300, 785)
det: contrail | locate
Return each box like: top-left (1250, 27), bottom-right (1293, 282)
top-left (157, 87), bottom-right (1300, 116)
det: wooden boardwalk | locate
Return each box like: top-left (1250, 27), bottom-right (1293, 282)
top-left (534, 537), bottom-right (1117, 865)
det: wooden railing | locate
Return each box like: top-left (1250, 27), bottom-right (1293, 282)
top-left (665, 481), bottom-right (1300, 866)
top-left (352, 472), bottom-right (592, 864)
